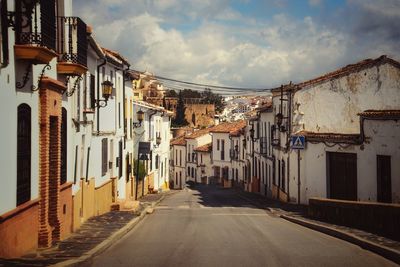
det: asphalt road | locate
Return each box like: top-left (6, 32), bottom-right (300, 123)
top-left (85, 185), bottom-right (397, 267)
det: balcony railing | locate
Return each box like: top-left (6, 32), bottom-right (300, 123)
top-left (15, 0), bottom-right (56, 51)
top-left (229, 149), bottom-right (239, 160)
top-left (57, 16), bottom-right (87, 67)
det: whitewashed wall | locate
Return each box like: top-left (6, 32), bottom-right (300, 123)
top-left (293, 63), bottom-right (400, 134)
top-left (287, 119), bottom-right (400, 204)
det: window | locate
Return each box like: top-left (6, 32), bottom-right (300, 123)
top-left (281, 159), bottom-right (285, 191)
top-left (188, 167), bottom-right (190, 176)
top-left (118, 103), bottom-right (121, 128)
top-left (101, 138), bottom-right (108, 176)
top-left (179, 150), bottom-right (182, 166)
top-left (17, 104), bottom-right (31, 206)
top-left (90, 74), bottom-right (95, 109)
top-left (60, 108), bottom-right (67, 184)
top-left (217, 139), bottom-right (220, 150)
top-left (155, 155), bottom-right (159, 169)
top-left (221, 140), bottom-right (225, 160)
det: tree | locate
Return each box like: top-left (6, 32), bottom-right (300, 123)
top-left (201, 88), bottom-right (225, 113)
top-left (172, 91), bottom-right (189, 127)
top-left (133, 159), bottom-right (147, 180)
top-left (165, 89), bottom-right (178, 97)
top-left (181, 89), bottom-right (201, 99)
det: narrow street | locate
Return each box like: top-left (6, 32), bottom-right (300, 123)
top-left (84, 185), bottom-right (396, 267)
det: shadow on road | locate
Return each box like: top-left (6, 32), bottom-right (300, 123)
top-left (186, 182), bottom-right (307, 215)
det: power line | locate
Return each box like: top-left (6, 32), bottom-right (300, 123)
top-left (129, 69), bottom-right (276, 94)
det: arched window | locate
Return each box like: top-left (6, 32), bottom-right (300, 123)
top-left (17, 104), bottom-right (31, 205)
top-left (60, 108), bottom-right (67, 184)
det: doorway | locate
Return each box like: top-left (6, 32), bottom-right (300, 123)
top-left (327, 152), bottom-right (357, 201)
top-left (377, 155), bottom-right (391, 203)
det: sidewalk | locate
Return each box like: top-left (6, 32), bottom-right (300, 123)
top-left (0, 191), bottom-right (173, 267)
top-left (236, 190), bottom-right (400, 265)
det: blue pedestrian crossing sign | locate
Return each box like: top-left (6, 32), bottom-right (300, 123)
top-left (291, 135), bottom-right (306, 149)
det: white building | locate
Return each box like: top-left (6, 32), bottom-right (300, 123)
top-left (170, 135), bottom-right (187, 189)
top-left (194, 143), bottom-right (213, 184)
top-left (269, 56), bottom-right (400, 204)
top-left (131, 100), bottom-right (172, 195)
top-left (185, 128), bottom-right (214, 183)
top-left (209, 121), bottom-right (246, 186)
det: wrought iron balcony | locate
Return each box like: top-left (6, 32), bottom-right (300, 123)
top-left (57, 16), bottom-right (88, 68)
top-left (229, 149), bottom-right (239, 160)
top-left (13, 0), bottom-right (57, 64)
top-left (14, 0), bottom-right (56, 51)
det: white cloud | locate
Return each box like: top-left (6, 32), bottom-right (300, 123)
top-left (74, 0), bottom-right (400, 89)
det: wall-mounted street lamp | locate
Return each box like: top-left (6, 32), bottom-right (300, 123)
top-left (249, 124), bottom-right (258, 142)
top-left (95, 80), bottom-right (113, 107)
top-left (133, 109), bottom-right (144, 128)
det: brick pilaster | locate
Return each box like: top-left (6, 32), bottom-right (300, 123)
top-left (38, 77), bottom-right (66, 248)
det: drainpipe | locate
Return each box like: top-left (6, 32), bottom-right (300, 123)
top-left (96, 58), bottom-right (107, 134)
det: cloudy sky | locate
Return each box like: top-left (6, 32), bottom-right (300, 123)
top-left (74, 0), bottom-right (400, 89)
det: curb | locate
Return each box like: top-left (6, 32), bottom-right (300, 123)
top-left (52, 194), bottom-right (166, 267)
top-left (281, 214), bottom-right (400, 265)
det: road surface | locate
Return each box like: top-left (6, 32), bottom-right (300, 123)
top-left (85, 185), bottom-right (397, 267)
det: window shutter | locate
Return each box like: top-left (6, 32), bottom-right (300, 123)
top-left (102, 138), bottom-right (108, 176)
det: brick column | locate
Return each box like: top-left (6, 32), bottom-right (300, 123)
top-left (38, 77), bottom-right (66, 248)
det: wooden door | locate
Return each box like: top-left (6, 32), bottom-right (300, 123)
top-left (328, 152), bottom-right (357, 201)
top-left (377, 155), bottom-right (391, 203)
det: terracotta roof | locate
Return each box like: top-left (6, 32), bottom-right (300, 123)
top-left (101, 47), bottom-right (130, 66)
top-left (210, 120), bottom-right (246, 134)
top-left (296, 55), bottom-right (400, 90)
top-left (298, 131), bottom-right (360, 144)
top-left (194, 143), bottom-right (212, 152)
top-left (185, 127), bottom-right (212, 139)
top-left (256, 102), bottom-right (273, 112)
top-left (358, 110), bottom-right (400, 120)
top-left (133, 100), bottom-right (174, 116)
top-left (170, 136), bottom-right (186, 146)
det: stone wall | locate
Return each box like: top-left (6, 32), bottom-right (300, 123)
top-left (309, 197), bottom-right (400, 241)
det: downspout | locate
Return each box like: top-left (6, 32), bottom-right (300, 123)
top-left (96, 58), bottom-right (107, 134)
